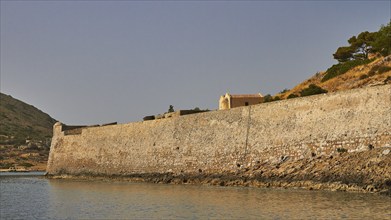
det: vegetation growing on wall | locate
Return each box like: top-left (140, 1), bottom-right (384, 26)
top-left (168, 105), bottom-right (175, 113)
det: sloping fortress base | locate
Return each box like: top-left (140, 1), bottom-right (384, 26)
top-left (47, 85), bottom-right (391, 192)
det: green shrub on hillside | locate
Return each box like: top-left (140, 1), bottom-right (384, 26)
top-left (273, 96), bottom-right (281, 101)
top-left (299, 84), bottom-right (328, 97)
top-left (322, 59), bottom-right (374, 82)
top-left (359, 74), bottom-right (369, 80)
top-left (263, 94), bottom-right (281, 103)
top-left (378, 66), bottom-right (391, 74)
top-left (368, 65), bottom-right (391, 76)
top-left (287, 93), bottom-right (299, 99)
top-left (263, 94), bottom-right (273, 103)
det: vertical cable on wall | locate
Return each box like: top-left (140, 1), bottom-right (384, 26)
top-left (241, 105), bottom-right (252, 166)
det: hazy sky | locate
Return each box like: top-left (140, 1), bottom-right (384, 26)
top-left (1, 1), bottom-right (390, 125)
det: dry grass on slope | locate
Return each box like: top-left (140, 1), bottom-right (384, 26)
top-left (279, 55), bottom-right (391, 99)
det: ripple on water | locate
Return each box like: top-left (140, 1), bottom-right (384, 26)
top-left (1, 175), bottom-right (390, 219)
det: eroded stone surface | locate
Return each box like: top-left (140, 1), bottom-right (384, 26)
top-left (47, 85), bottom-right (391, 193)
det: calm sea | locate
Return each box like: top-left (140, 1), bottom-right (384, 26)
top-left (1, 172), bottom-right (390, 219)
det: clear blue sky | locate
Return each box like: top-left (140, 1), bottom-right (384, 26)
top-left (1, 1), bottom-right (390, 125)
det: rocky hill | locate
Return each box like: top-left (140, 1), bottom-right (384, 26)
top-left (0, 93), bottom-right (57, 171)
top-left (0, 93), bottom-right (56, 143)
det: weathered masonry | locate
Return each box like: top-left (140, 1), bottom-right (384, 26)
top-left (47, 85), bottom-right (391, 177)
top-left (219, 93), bottom-right (263, 110)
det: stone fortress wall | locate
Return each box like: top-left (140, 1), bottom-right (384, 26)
top-left (47, 85), bottom-right (391, 177)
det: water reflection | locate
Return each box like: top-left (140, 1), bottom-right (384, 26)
top-left (1, 174), bottom-right (390, 219)
top-left (47, 179), bottom-right (391, 219)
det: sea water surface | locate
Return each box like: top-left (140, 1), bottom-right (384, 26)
top-left (1, 172), bottom-right (390, 219)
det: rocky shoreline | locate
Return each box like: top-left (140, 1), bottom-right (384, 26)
top-left (0, 168), bottom-right (45, 172)
top-left (47, 147), bottom-right (391, 196)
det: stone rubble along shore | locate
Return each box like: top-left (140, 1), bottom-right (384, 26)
top-left (47, 146), bottom-right (391, 196)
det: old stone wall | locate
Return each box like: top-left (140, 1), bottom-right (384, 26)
top-left (47, 85), bottom-right (391, 177)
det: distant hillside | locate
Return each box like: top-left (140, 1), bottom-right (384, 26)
top-left (0, 93), bottom-right (56, 145)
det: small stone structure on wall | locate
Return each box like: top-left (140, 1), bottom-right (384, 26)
top-left (143, 109), bottom-right (210, 121)
top-left (219, 93), bottom-right (263, 110)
